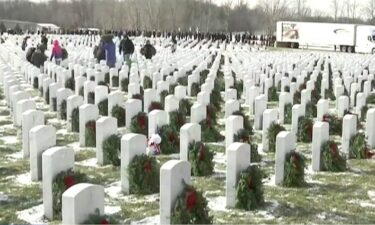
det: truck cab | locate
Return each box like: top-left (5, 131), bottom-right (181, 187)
top-left (355, 25), bottom-right (375, 54)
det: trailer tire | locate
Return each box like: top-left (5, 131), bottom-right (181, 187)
top-left (372, 48), bottom-right (375, 54)
top-left (341, 46), bottom-right (347, 52)
top-left (348, 46), bottom-right (354, 53)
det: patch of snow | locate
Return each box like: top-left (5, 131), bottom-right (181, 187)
top-left (213, 152), bottom-right (226, 164)
top-left (368, 191), bottom-right (375, 201)
top-left (0, 192), bottom-right (9, 202)
top-left (207, 196), bottom-right (227, 212)
top-left (15, 172), bottom-right (35, 186)
top-left (207, 141), bottom-right (225, 147)
top-left (56, 129), bottom-right (68, 135)
top-left (360, 202), bottom-right (375, 208)
top-left (316, 212), bottom-right (327, 220)
top-left (256, 209), bottom-right (276, 220)
top-left (263, 174), bottom-right (276, 187)
top-left (105, 182), bottom-right (123, 199)
top-left (7, 151), bottom-right (23, 161)
top-left (16, 204), bottom-right (46, 224)
top-left (67, 142), bottom-right (81, 151)
top-left (0, 136), bottom-right (19, 144)
top-left (131, 215), bottom-right (159, 225)
top-left (75, 158), bottom-right (98, 167)
top-left (105, 205), bottom-right (121, 215)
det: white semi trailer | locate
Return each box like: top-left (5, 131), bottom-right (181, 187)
top-left (276, 21), bottom-right (375, 54)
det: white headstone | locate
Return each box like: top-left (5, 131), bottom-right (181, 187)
top-left (366, 109), bottom-right (375, 148)
top-left (125, 99), bottom-right (142, 128)
top-left (22, 109), bottom-right (44, 158)
top-left (96, 117), bottom-right (118, 165)
top-left (342, 114), bottom-right (357, 157)
top-left (262, 109), bottom-right (279, 152)
top-left (225, 116), bottom-right (244, 149)
top-left (254, 95), bottom-right (267, 130)
top-left (190, 103), bottom-right (207, 123)
top-left (79, 104), bottom-right (99, 147)
top-left (312, 122), bottom-right (329, 171)
top-left (275, 131), bottom-right (295, 185)
top-left (180, 123), bottom-right (201, 161)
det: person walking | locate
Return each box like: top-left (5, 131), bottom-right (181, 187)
top-left (102, 35), bottom-right (116, 68)
top-left (140, 40), bottom-right (156, 60)
top-left (31, 45), bottom-right (47, 72)
top-left (119, 36), bottom-right (134, 65)
top-left (50, 40), bottom-right (63, 65)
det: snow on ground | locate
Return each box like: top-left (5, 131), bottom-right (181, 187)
top-left (56, 128), bottom-right (68, 135)
top-left (263, 174), bottom-right (276, 187)
top-left (16, 204), bottom-right (46, 224)
top-left (0, 135), bottom-right (18, 144)
top-left (14, 172), bottom-right (35, 186)
top-left (67, 142), bottom-right (81, 151)
top-left (7, 151), bottom-right (23, 161)
top-left (104, 182), bottom-right (122, 199)
top-left (207, 196), bottom-right (227, 212)
top-left (368, 190), bottom-right (375, 201)
top-left (213, 152), bottom-right (226, 164)
top-left (131, 215), bottom-right (159, 225)
top-left (105, 205), bottom-right (121, 215)
top-left (0, 192), bottom-right (9, 202)
top-left (75, 157), bottom-right (98, 167)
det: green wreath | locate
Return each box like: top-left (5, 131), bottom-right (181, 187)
top-left (268, 86), bottom-right (279, 102)
top-left (82, 208), bottom-right (118, 224)
top-left (158, 125), bottom-right (180, 154)
top-left (210, 87), bottom-right (223, 111)
top-left (85, 120), bottom-right (96, 147)
top-left (169, 84), bottom-right (178, 95)
top-left (233, 129), bottom-right (261, 162)
top-left (160, 90), bottom-right (169, 109)
top-left (199, 70), bottom-right (209, 84)
top-left (148, 101), bottom-right (163, 112)
top-left (98, 98), bottom-right (108, 116)
top-left (111, 105), bottom-right (125, 127)
top-left (143, 76), bottom-right (153, 89)
top-left (235, 165), bottom-right (264, 210)
top-left (171, 182), bottom-right (213, 224)
top-left (88, 92), bottom-right (95, 104)
top-left (325, 89), bottom-right (336, 101)
top-left (297, 117), bottom-right (313, 143)
top-left (33, 77), bottom-right (38, 89)
top-left (305, 101), bottom-right (317, 118)
top-left (130, 112), bottom-right (148, 136)
top-left (177, 76), bottom-right (188, 86)
top-left (366, 94), bottom-right (375, 104)
top-left (52, 169), bottom-right (87, 219)
top-left (39, 86), bottom-right (43, 97)
top-left (71, 107), bottom-right (80, 132)
top-left (311, 89), bottom-right (321, 105)
top-left (349, 133), bottom-right (374, 159)
top-left (103, 134), bottom-right (121, 166)
top-left (65, 77), bottom-right (75, 91)
top-left (322, 114), bottom-right (342, 136)
top-left (188, 142), bottom-right (214, 176)
top-left (111, 76), bottom-right (119, 87)
top-left (283, 151), bottom-right (306, 187)
top-left (284, 103), bottom-right (292, 124)
top-left (52, 97), bottom-right (57, 111)
top-left (128, 154), bottom-right (160, 194)
top-left (169, 111), bottom-right (186, 131)
top-left (361, 105), bottom-right (369, 122)
top-left (104, 72), bottom-right (110, 84)
top-left (79, 86), bottom-right (84, 97)
top-left (60, 100), bottom-right (67, 120)
top-left (200, 119), bottom-right (224, 143)
top-left (121, 78), bottom-right (129, 92)
top-left (321, 141), bottom-right (346, 172)
top-left (267, 122), bottom-right (286, 153)
top-left (206, 105), bottom-right (218, 125)
top-left (191, 83), bottom-right (200, 97)
top-left (293, 91), bottom-right (301, 104)
top-left (179, 99), bottom-right (192, 116)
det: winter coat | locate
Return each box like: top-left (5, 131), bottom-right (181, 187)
top-left (31, 50), bottom-right (47, 68)
top-left (103, 41), bottom-right (116, 67)
top-left (119, 39), bottom-right (134, 55)
top-left (141, 44), bottom-right (156, 59)
top-left (50, 40), bottom-right (62, 61)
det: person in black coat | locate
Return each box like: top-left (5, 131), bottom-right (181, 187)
top-left (119, 36), bottom-right (134, 64)
top-left (31, 46), bottom-right (47, 72)
top-left (141, 40), bottom-right (156, 60)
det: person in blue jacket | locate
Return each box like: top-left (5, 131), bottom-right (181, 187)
top-left (101, 35), bottom-right (116, 68)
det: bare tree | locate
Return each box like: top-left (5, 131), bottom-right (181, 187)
top-left (331, 0), bottom-right (340, 21)
top-left (364, 0), bottom-right (375, 21)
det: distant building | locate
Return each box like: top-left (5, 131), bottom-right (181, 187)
top-left (0, 19), bottom-right (60, 33)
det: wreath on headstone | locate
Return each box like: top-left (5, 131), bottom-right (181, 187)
top-left (268, 86), bottom-right (279, 102)
top-left (169, 111), bottom-right (187, 131)
top-left (52, 169), bottom-right (87, 219)
top-left (60, 100), bottom-right (67, 120)
top-left (65, 77), bottom-right (75, 91)
top-left (179, 99), bottom-right (192, 116)
top-left (82, 208), bottom-right (118, 224)
top-left (88, 92), bottom-right (95, 104)
top-left (311, 89), bottom-right (321, 105)
top-left (46, 88), bottom-right (50, 104)
top-left (210, 86), bottom-right (224, 111)
top-left (305, 101), bottom-right (317, 118)
top-left (284, 103), bottom-right (292, 124)
top-left (321, 140), bottom-right (347, 172)
top-left (158, 125), bottom-right (180, 154)
top-left (39, 86), bottom-right (43, 97)
top-left (104, 72), bottom-right (110, 84)
top-left (128, 154), bottom-right (160, 194)
top-left (169, 83), bottom-right (178, 95)
top-left (325, 89), bottom-right (336, 101)
top-left (177, 76), bottom-right (188, 86)
top-left (142, 76), bottom-right (152, 89)
top-left (188, 141), bottom-right (214, 176)
top-left (191, 82), bottom-right (200, 97)
top-left (111, 105), bottom-right (125, 127)
top-left (98, 98), bottom-right (108, 116)
top-left (85, 120), bottom-right (96, 147)
top-left (366, 93), bottom-right (375, 104)
top-left (171, 182), bottom-right (213, 224)
top-left (33, 77), bottom-right (38, 89)
top-left (160, 90), bottom-right (169, 109)
top-left (206, 105), bottom-right (218, 125)
top-left (130, 112), bottom-right (148, 136)
top-left (361, 105), bottom-right (369, 122)
top-left (103, 134), bottom-right (121, 166)
top-left (283, 150), bottom-right (306, 187)
top-left (349, 133), bottom-right (375, 159)
top-left (200, 118), bottom-right (224, 143)
top-left (79, 86), bottom-right (84, 97)
top-left (111, 76), bottom-right (119, 87)
top-left (293, 91), bottom-right (301, 104)
top-left (121, 77), bottom-right (129, 92)
top-left (297, 117), bottom-right (313, 143)
top-left (322, 114), bottom-right (342, 136)
top-left (235, 165), bottom-right (264, 210)
top-left (52, 97), bottom-right (57, 111)
top-left (267, 122), bottom-right (286, 153)
top-left (148, 101), bottom-right (163, 112)
top-left (233, 129), bottom-right (261, 162)
top-left (72, 107), bottom-right (80, 132)
top-left (199, 70), bottom-right (209, 85)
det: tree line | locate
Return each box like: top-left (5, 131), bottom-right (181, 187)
top-left (0, 0), bottom-right (375, 34)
